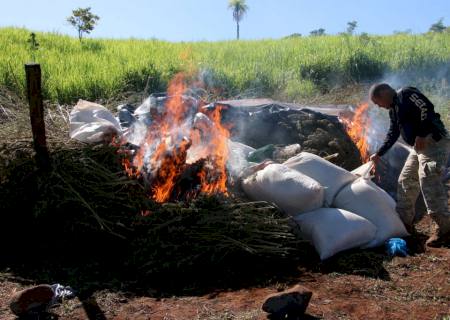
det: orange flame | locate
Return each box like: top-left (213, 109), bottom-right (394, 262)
top-left (197, 105), bottom-right (230, 196)
top-left (122, 73), bottom-right (230, 203)
top-left (340, 102), bottom-right (371, 162)
top-left (148, 74), bottom-right (190, 202)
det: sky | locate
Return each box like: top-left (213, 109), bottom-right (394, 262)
top-left (0, 0), bottom-right (449, 41)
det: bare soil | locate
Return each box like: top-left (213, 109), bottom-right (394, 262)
top-left (1, 208), bottom-right (449, 320)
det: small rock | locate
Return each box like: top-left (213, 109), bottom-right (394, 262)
top-left (10, 284), bottom-right (54, 316)
top-left (262, 284), bottom-right (312, 318)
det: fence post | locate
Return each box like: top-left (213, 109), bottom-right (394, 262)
top-left (25, 63), bottom-right (50, 169)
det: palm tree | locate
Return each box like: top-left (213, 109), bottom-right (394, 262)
top-left (228, 0), bottom-right (248, 40)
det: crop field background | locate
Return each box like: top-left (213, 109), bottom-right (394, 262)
top-left (1, 27), bottom-right (449, 122)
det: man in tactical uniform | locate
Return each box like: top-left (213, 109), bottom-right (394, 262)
top-left (369, 83), bottom-right (449, 247)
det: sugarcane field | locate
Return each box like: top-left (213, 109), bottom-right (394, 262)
top-left (1, 1), bottom-right (450, 319)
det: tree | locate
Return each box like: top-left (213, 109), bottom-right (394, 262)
top-left (346, 21), bottom-right (358, 35)
top-left (228, 0), bottom-right (248, 40)
top-left (310, 28), bottom-right (326, 37)
top-left (67, 7), bottom-right (100, 42)
top-left (285, 33), bottom-right (302, 39)
top-left (429, 18), bottom-right (446, 33)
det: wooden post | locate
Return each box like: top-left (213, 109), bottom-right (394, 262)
top-left (25, 63), bottom-right (50, 169)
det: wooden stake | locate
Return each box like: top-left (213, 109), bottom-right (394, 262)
top-left (25, 63), bottom-right (50, 169)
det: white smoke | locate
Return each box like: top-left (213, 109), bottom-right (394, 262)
top-left (365, 105), bottom-right (390, 155)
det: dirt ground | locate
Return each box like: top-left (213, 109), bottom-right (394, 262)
top-left (1, 213), bottom-right (449, 320)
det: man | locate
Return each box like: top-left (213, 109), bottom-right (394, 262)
top-left (369, 83), bottom-right (450, 247)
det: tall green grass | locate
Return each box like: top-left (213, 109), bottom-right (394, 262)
top-left (1, 27), bottom-right (449, 105)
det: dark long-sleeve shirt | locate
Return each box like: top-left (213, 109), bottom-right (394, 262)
top-left (376, 87), bottom-right (448, 156)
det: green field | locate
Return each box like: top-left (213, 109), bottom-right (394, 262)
top-left (1, 27), bottom-right (450, 108)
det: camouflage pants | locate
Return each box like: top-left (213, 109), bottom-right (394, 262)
top-left (396, 136), bottom-right (450, 233)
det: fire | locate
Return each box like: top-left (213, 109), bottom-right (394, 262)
top-left (340, 102), bottom-right (371, 162)
top-left (122, 73), bottom-right (230, 203)
top-left (197, 105), bottom-right (230, 195)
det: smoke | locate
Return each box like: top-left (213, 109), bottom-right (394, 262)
top-left (364, 104), bottom-right (390, 155)
top-left (227, 140), bottom-right (255, 178)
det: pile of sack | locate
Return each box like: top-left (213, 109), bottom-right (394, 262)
top-left (68, 97), bottom-right (166, 145)
top-left (241, 152), bottom-right (409, 260)
top-left (68, 99), bottom-right (409, 260)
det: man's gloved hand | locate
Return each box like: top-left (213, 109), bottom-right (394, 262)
top-left (369, 153), bottom-right (380, 164)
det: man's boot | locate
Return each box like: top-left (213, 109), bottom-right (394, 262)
top-left (426, 216), bottom-right (450, 248)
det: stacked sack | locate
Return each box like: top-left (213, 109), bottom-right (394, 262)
top-left (241, 163), bottom-right (325, 216)
top-left (241, 152), bottom-right (409, 260)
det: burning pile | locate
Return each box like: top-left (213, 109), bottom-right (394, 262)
top-left (67, 73), bottom-right (367, 204)
top-left (119, 83), bottom-right (367, 202)
top-left (216, 102), bottom-right (362, 170)
top-left (122, 74), bottom-right (230, 203)
top-left (0, 74), bottom-right (384, 290)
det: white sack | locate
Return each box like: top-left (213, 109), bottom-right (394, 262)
top-left (241, 163), bottom-right (324, 215)
top-left (238, 160), bottom-right (274, 180)
top-left (69, 100), bottom-right (122, 143)
top-left (293, 208), bottom-right (377, 260)
top-left (351, 161), bottom-right (374, 177)
top-left (283, 152), bottom-right (357, 206)
top-left (333, 177), bottom-right (408, 248)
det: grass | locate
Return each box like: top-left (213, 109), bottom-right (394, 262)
top-left (1, 27), bottom-right (449, 108)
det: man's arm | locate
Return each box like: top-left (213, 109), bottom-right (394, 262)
top-left (376, 109), bottom-right (400, 157)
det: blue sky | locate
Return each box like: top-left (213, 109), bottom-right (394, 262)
top-left (1, 0), bottom-right (449, 41)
